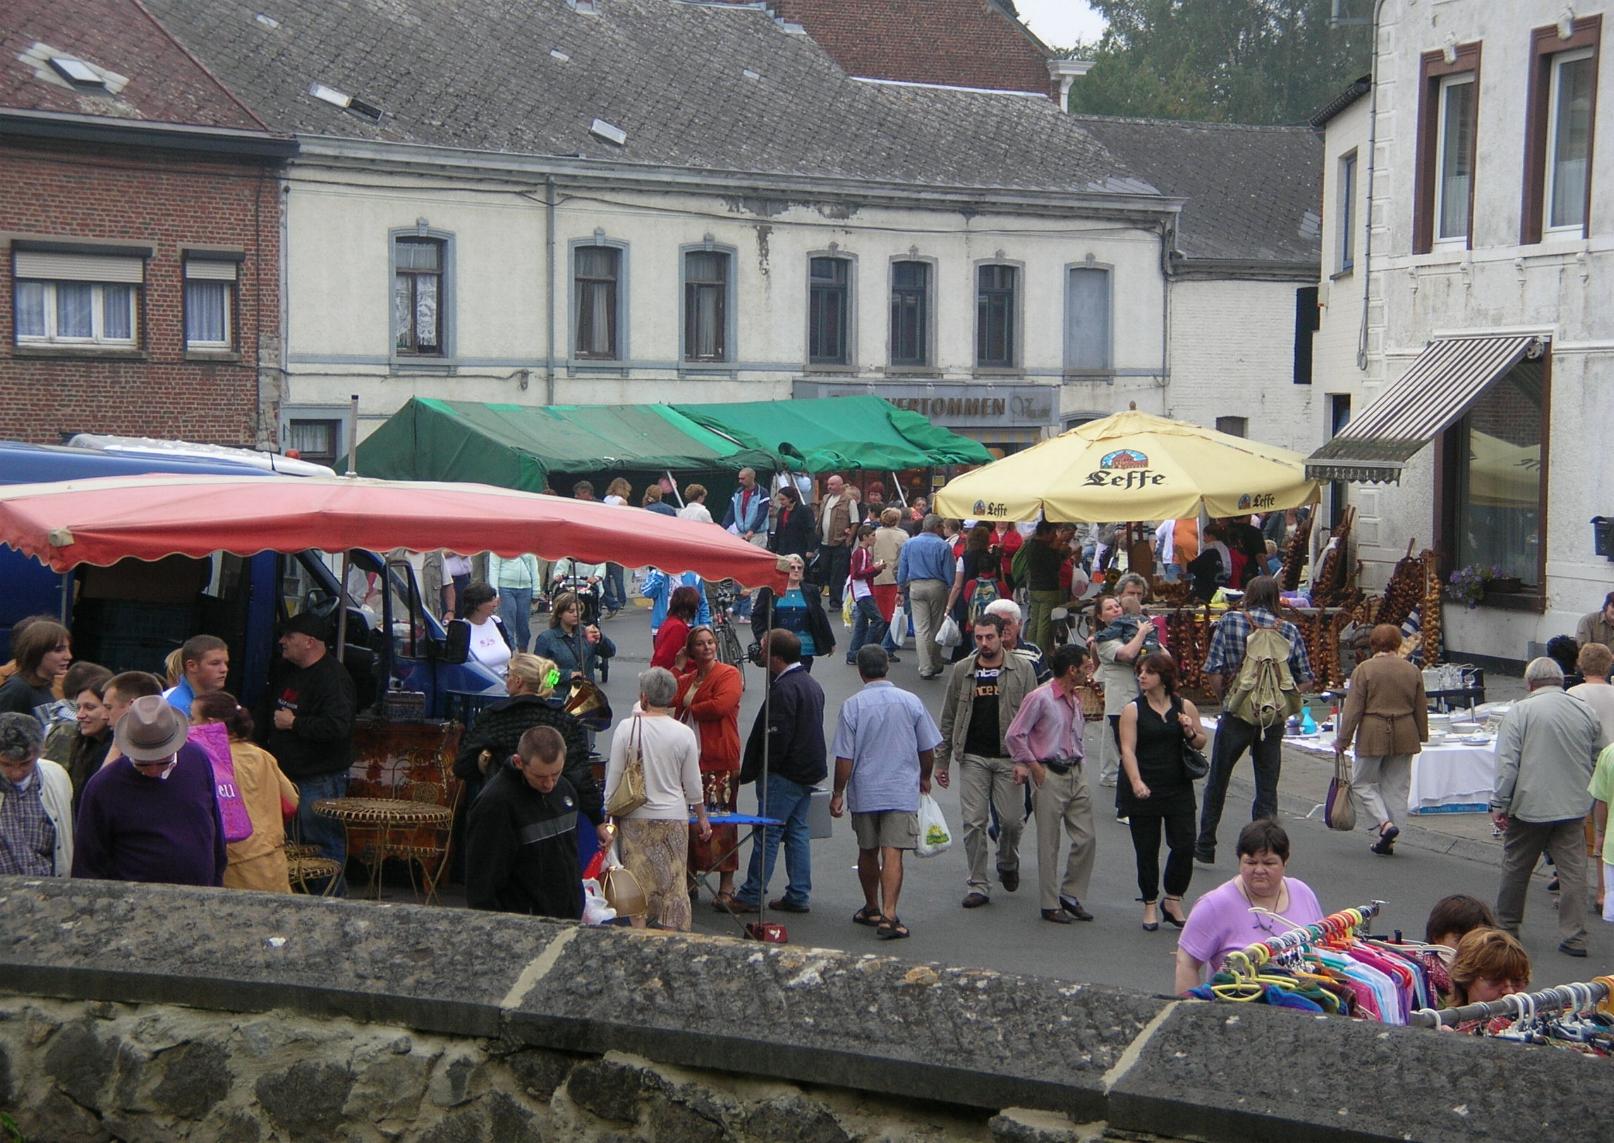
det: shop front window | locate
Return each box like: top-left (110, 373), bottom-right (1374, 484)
top-left (1451, 359), bottom-right (1544, 587)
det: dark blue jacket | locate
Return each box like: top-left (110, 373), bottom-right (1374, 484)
top-left (741, 664), bottom-right (827, 787)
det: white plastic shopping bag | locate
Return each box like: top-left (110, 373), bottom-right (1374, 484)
top-left (935, 615), bottom-right (962, 648)
top-left (581, 878), bottom-right (617, 925)
top-left (915, 794), bottom-right (952, 858)
top-left (888, 602), bottom-right (909, 647)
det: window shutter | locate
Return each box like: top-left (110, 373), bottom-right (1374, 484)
top-left (185, 260), bottom-right (238, 281)
top-left (14, 251), bottom-right (144, 283)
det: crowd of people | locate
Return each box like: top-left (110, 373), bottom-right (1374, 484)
top-left (5, 465), bottom-right (1610, 1020)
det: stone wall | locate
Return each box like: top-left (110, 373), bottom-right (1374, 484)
top-left (1, 878), bottom-right (1609, 1142)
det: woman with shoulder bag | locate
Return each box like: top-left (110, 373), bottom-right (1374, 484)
top-left (1117, 651), bottom-right (1206, 931)
top-left (1335, 623), bottom-right (1428, 856)
top-left (603, 667), bottom-right (711, 929)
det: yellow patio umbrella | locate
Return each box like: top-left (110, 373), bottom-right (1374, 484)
top-left (933, 410), bottom-right (1320, 524)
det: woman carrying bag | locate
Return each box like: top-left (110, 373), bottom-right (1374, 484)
top-left (1117, 651), bottom-right (1205, 931)
top-left (1334, 623), bottom-right (1428, 855)
top-left (603, 667), bottom-right (711, 930)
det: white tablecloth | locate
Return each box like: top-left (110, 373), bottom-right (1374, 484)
top-left (1279, 732), bottom-right (1494, 813)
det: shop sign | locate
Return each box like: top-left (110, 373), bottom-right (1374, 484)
top-left (792, 380), bottom-right (1058, 428)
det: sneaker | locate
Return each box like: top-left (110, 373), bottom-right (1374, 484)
top-left (1559, 942), bottom-right (1589, 958)
top-left (1194, 846), bottom-right (1215, 865)
top-left (1099, 777), bottom-right (1118, 789)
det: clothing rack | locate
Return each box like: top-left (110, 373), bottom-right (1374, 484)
top-left (1409, 977), bottom-right (1614, 1029)
top-left (1224, 901), bottom-right (1385, 974)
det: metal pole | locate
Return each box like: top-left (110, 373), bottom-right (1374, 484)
top-left (757, 591), bottom-right (775, 929)
top-left (345, 393), bottom-right (358, 477)
top-left (1409, 979), bottom-right (1611, 1029)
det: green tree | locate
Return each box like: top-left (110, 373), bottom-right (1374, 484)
top-left (1069, 0), bottom-right (1371, 124)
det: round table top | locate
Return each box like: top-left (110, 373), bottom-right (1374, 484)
top-left (311, 797), bottom-right (452, 826)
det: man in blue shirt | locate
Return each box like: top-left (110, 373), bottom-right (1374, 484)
top-left (896, 514), bottom-right (954, 680)
top-left (161, 634), bottom-right (229, 717)
top-left (830, 646), bottom-right (940, 940)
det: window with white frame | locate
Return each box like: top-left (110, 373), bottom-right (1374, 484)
top-left (184, 258), bottom-right (237, 349)
top-left (1338, 150), bottom-right (1358, 271)
top-left (1433, 73), bottom-right (1477, 243)
top-left (393, 236), bottom-right (444, 354)
top-left (1064, 265), bottom-right (1111, 372)
top-left (13, 250), bottom-right (141, 347)
top-left (1544, 48), bottom-right (1595, 233)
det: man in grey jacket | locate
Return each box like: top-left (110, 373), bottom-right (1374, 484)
top-left (937, 613), bottom-right (1037, 908)
top-left (1491, 657), bottom-right (1602, 957)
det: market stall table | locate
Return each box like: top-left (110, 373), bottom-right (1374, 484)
top-left (1281, 733), bottom-right (1495, 814)
top-left (312, 796), bottom-right (456, 902)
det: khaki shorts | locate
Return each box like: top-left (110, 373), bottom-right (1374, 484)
top-left (852, 810), bottom-right (920, 851)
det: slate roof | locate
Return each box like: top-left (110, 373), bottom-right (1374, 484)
top-left (140, 0), bottom-right (1148, 197)
top-left (0, 0), bottom-right (267, 131)
top-left (1071, 116), bottom-right (1322, 267)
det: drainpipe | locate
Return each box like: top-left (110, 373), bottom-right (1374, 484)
top-left (1356, 0), bottom-right (1391, 371)
top-left (545, 175), bottom-right (557, 406)
top-left (1158, 218), bottom-right (1174, 397)
top-left (279, 176), bottom-right (291, 442)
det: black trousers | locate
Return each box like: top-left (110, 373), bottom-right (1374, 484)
top-left (819, 543), bottom-right (851, 606)
top-left (1129, 809), bottom-right (1196, 901)
top-left (1196, 712), bottom-right (1284, 852)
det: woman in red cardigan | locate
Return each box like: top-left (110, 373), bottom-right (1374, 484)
top-left (675, 625), bottom-right (744, 908)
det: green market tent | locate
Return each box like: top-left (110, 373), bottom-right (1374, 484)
top-left (355, 397), bottom-right (777, 491)
top-left (357, 396), bottom-right (992, 492)
top-left (672, 395), bottom-right (992, 472)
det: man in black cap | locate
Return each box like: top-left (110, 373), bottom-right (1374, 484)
top-left (259, 612), bottom-right (356, 881)
top-left (72, 695), bottom-right (226, 885)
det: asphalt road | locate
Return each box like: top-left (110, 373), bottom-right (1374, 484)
top-left (590, 603), bottom-right (1612, 996)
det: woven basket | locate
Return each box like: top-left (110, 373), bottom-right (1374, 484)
top-left (1076, 683), bottom-right (1105, 720)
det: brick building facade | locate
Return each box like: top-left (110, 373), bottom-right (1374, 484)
top-left (726, 0), bottom-right (1058, 96)
top-left (0, 0), bottom-right (293, 446)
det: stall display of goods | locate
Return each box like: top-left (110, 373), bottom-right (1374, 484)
top-left (1280, 510), bottom-right (1314, 591)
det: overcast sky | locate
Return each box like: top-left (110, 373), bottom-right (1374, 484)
top-left (1016, 0), bottom-right (1106, 50)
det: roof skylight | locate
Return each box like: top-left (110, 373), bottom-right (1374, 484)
top-left (589, 118), bottom-right (627, 146)
top-left (49, 57), bottom-right (105, 88)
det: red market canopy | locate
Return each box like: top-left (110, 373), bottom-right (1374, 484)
top-left (0, 473), bottom-right (787, 588)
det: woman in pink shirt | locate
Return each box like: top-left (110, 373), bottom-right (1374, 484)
top-left (1173, 819), bottom-right (1323, 993)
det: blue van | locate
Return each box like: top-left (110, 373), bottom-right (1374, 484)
top-left (0, 440), bottom-right (499, 715)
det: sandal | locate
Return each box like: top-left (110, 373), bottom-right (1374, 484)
top-left (1161, 896), bottom-right (1187, 928)
top-left (876, 916), bottom-right (910, 940)
top-left (711, 892), bottom-right (741, 913)
top-left (852, 905), bottom-right (883, 927)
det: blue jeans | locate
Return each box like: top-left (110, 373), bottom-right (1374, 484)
top-left (603, 564), bottom-right (626, 611)
top-left (497, 587), bottom-right (533, 652)
top-left (846, 595), bottom-right (889, 662)
top-left (294, 770), bottom-right (350, 894)
top-left (738, 773), bottom-right (814, 907)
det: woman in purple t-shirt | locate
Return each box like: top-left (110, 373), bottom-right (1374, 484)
top-left (1173, 819), bottom-right (1324, 994)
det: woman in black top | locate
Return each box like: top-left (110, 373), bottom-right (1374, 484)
top-left (0, 619), bottom-right (72, 725)
top-left (1117, 651), bottom-right (1207, 932)
top-left (768, 484), bottom-right (816, 560)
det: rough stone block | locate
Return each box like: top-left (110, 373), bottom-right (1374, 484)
top-left (989, 1107), bottom-right (1090, 1142)
top-left (254, 1060), bottom-right (355, 1136)
top-left (1109, 999), bottom-right (1614, 1143)
top-left (149, 1039), bottom-right (230, 1120)
top-left (741, 1095), bottom-right (853, 1143)
top-left (509, 929), bottom-right (1165, 1118)
top-left (566, 1056), bottom-right (657, 1123)
top-left (485, 1090), bottom-right (546, 1143)
top-left (499, 1044), bottom-right (577, 1102)
top-left (43, 1019), bottom-right (117, 1109)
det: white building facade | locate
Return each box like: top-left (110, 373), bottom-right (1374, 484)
top-left (278, 150), bottom-right (1176, 458)
top-left (1308, 1), bottom-right (1613, 663)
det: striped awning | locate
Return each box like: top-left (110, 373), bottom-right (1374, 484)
top-left (1305, 334), bottom-right (1546, 483)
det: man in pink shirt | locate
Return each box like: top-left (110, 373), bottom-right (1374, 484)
top-left (1005, 644), bottom-right (1096, 924)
